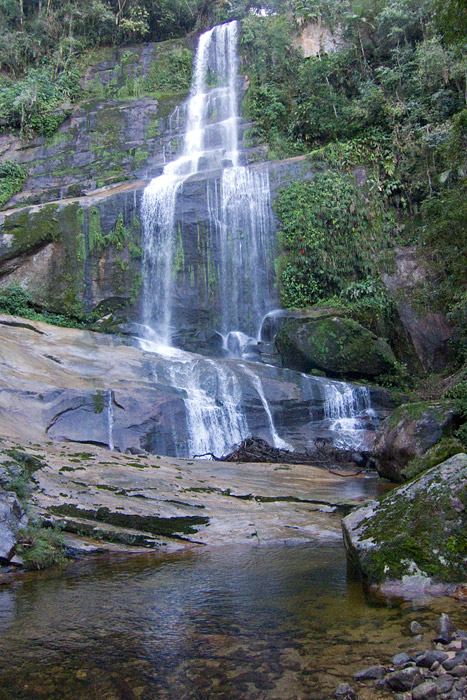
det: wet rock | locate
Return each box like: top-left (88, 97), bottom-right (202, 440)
top-left (342, 453), bottom-right (467, 587)
top-left (0, 490), bottom-right (27, 562)
top-left (411, 680), bottom-right (439, 699)
top-left (354, 665), bottom-right (386, 680)
top-left (0, 316), bottom-right (390, 458)
top-left (373, 402), bottom-right (459, 482)
top-left (334, 682), bottom-right (357, 699)
top-left (275, 315), bottom-right (396, 380)
top-left (384, 667), bottom-right (424, 692)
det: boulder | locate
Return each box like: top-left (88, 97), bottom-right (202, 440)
top-left (373, 401), bottom-right (460, 482)
top-left (275, 316), bottom-right (396, 379)
top-left (342, 453), bottom-right (467, 587)
top-left (0, 490), bottom-right (28, 563)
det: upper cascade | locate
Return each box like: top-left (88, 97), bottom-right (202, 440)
top-left (140, 20), bottom-right (277, 347)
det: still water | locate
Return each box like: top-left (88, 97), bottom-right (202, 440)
top-left (0, 543), bottom-right (462, 700)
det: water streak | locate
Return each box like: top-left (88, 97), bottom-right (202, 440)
top-left (107, 390), bottom-right (114, 451)
top-left (241, 365), bottom-right (293, 451)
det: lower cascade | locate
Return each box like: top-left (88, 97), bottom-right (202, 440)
top-left (138, 20), bottom-right (381, 458)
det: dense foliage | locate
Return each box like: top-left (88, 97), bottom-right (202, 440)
top-left (0, 0), bottom-right (229, 137)
top-left (275, 172), bottom-right (392, 307)
top-left (239, 0), bottom-right (466, 365)
top-left (0, 160), bottom-right (27, 207)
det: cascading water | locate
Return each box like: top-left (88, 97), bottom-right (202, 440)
top-left (321, 382), bottom-right (373, 450)
top-left (138, 21), bottom-right (378, 457)
top-left (141, 20), bottom-right (276, 346)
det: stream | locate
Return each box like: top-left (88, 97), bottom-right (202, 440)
top-left (0, 543), bottom-right (463, 700)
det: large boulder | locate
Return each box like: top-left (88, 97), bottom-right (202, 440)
top-left (374, 401), bottom-right (460, 482)
top-left (342, 453), bottom-right (467, 587)
top-left (275, 315), bottom-right (396, 379)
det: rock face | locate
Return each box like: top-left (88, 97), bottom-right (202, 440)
top-left (374, 401), bottom-right (459, 482)
top-left (0, 314), bottom-right (391, 458)
top-left (382, 246), bottom-right (454, 371)
top-left (0, 490), bottom-right (27, 563)
top-left (342, 453), bottom-right (467, 587)
top-left (0, 39), bottom-right (196, 206)
top-left (275, 315), bottom-right (396, 379)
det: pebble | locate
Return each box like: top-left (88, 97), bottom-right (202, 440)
top-left (334, 682), bottom-right (357, 699)
top-left (411, 621), bottom-right (424, 634)
top-left (353, 665), bottom-right (386, 680)
top-left (349, 618), bottom-right (467, 700)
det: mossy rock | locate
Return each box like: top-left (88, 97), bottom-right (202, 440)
top-left (374, 400), bottom-right (459, 482)
top-left (342, 453), bottom-right (467, 586)
top-left (275, 316), bottom-right (396, 379)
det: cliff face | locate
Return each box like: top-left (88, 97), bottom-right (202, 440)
top-left (0, 38), bottom-right (321, 328)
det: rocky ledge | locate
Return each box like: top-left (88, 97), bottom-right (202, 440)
top-left (0, 434), bottom-right (389, 569)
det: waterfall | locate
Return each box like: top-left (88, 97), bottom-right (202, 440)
top-left (140, 20), bottom-right (276, 346)
top-left (138, 20), bottom-right (377, 458)
top-left (321, 382), bottom-right (372, 450)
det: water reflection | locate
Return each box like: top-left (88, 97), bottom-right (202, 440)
top-left (0, 544), bottom-right (463, 700)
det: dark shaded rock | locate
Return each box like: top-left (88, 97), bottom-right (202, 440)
top-left (384, 667), bottom-right (424, 691)
top-left (334, 683), bottom-right (357, 699)
top-left (354, 665), bottom-right (386, 680)
top-left (443, 652), bottom-right (467, 671)
top-left (275, 315), bottom-right (396, 380)
top-left (382, 246), bottom-right (454, 371)
top-left (373, 401), bottom-right (459, 482)
top-left (0, 490), bottom-right (28, 562)
top-left (411, 680), bottom-right (439, 699)
top-left (434, 675), bottom-right (455, 693)
top-left (415, 651), bottom-right (449, 667)
top-left (342, 453), bottom-right (467, 586)
top-left (451, 664), bottom-right (467, 677)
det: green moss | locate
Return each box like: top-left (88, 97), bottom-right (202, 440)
top-left (48, 503), bottom-right (209, 537)
top-left (88, 206), bottom-right (105, 251)
top-left (388, 400), bottom-right (454, 429)
top-left (92, 391), bottom-right (105, 414)
top-left (134, 149), bottom-right (149, 167)
top-left (404, 437), bottom-right (465, 480)
top-left (16, 523), bottom-right (66, 571)
top-left (146, 117), bottom-right (160, 139)
top-left (355, 454), bottom-right (467, 583)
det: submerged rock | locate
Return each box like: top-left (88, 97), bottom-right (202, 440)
top-left (275, 315), bottom-right (396, 379)
top-left (373, 400), bottom-right (460, 482)
top-left (342, 453), bottom-right (467, 588)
